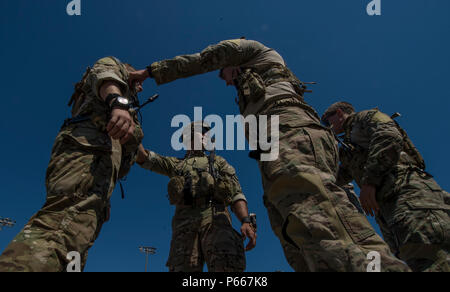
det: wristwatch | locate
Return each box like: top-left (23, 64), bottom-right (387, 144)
top-left (110, 96), bottom-right (131, 111)
top-left (241, 217), bottom-right (252, 225)
top-left (105, 93), bottom-right (120, 106)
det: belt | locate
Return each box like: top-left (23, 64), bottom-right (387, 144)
top-left (181, 196), bottom-right (225, 209)
top-left (257, 95), bottom-right (312, 115)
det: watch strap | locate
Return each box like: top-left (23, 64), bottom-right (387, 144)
top-left (105, 93), bottom-right (120, 107)
top-left (241, 217), bottom-right (252, 225)
top-left (110, 98), bottom-right (131, 111)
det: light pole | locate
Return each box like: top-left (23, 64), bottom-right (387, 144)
top-left (139, 246), bottom-right (156, 272)
top-left (0, 218), bottom-right (16, 231)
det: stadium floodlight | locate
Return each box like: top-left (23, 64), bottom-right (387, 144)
top-left (0, 218), bottom-right (16, 231)
top-left (139, 246), bottom-right (156, 272)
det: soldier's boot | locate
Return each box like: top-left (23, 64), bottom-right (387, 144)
top-left (267, 173), bottom-right (411, 272)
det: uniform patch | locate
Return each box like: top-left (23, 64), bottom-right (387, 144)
top-left (372, 111), bottom-right (392, 123)
top-left (227, 39), bottom-right (242, 46)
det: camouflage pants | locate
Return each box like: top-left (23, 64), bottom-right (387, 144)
top-left (264, 196), bottom-right (310, 272)
top-left (0, 123), bottom-right (122, 272)
top-left (258, 105), bottom-right (410, 272)
top-left (167, 205), bottom-right (245, 272)
top-left (377, 169), bottom-right (450, 272)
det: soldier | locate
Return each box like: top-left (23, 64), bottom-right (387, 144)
top-left (128, 39), bottom-right (409, 271)
top-left (322, 101), bottom-right (450, 272)
top-left (136, 122), bottom-right (256, 272)
top-left (0, 57), bottom-right (144, 272)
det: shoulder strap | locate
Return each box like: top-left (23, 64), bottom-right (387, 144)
top-left (392, 118), bottom-right (426, 170)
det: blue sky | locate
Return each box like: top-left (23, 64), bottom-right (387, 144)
top-left (0, 0), bottom-right (449, 272)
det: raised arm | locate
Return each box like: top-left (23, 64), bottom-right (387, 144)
top-left (136, 144), bottom-right (179, 177)
top-left (129, 39), bottom-right (266, 85)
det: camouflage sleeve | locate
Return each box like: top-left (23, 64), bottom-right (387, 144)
top-left (217, 157), bottom-right (247, 204)
top-left (138, 150), bottom-right (179, 177)
top-left (88, 57), bottom-right (129, 97)
top-left (150, 39), bottom-right (264, 85)
top-left (359, 111), bottom-right (404, 187)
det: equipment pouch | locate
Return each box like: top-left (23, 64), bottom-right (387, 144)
top-left (236, 69), bottom-right (266, 104)
top-left (199, 172), bottom-right (215, 196)
top-left (167, 176), bottom-right (186, 205)
top-left (214, 178), bottom-right (233, 206)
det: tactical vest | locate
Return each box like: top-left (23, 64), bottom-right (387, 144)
top-left (344, 111), bottom-right (426, 171)
top-left (173, 153), bottom-right (236, 207)
top-left (175, 154), bottom-right (216, 205)
top-left (235, 64), bottom-right (312, 115)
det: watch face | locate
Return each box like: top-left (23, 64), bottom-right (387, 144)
top-left (117, 97), bottom-right (129, 105)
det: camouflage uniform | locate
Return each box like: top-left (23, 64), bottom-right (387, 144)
top-left (264, 196), bottom-right (310, 272)
top-left (147, 39), bottom-right (409, 271)
top-left (139, 150), bottom-right (247, 272)
top-left (335, 108), bottom-right (450, 272)
top-left (264, 183), bottom-right (363, 272)
top-left (0, 57), bottom-right (144, 272)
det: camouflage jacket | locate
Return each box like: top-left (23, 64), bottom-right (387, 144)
top-left (67, 56), bottom-right (144, 179)
top-left (140, 150), bottom-right (247, 207)
top-left (337, 109), bottom-right (422, 189)
top-left (149, 39), bottom-right (309, 117)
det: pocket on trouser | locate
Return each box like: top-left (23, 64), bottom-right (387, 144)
top-left (264, 171), bottom-right (340, 244)
top-left (31, 201), bottom-right (100, 268)
top-left (0, 210), bottom-right (67, 272)
top-left (0, 204), bottom-right (99, 272)
top-left (388, 200), bottom-right (450, 271)
top-left (304, 127), bottom-right (339, 177)
top-left (167, 227), bottom-right (202, 272)
top-left (336, 210), bottom-right (376, 244)
top-left (204, 225), bottom-right (246, 272)
top-left (59, 207), bottom-right (99, 257)
top-left (261, 127), bottom-right (316, 182)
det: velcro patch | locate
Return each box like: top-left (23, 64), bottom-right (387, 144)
top-left (227, 39), bottom-right (242, 46)
top-left (97, 57), bottom-right (116, 66)
top-left (372, 111), bottom-right (392, 123)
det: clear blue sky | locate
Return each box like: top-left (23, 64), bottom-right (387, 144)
top-left (0, 0), bottom-right (449, 272)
